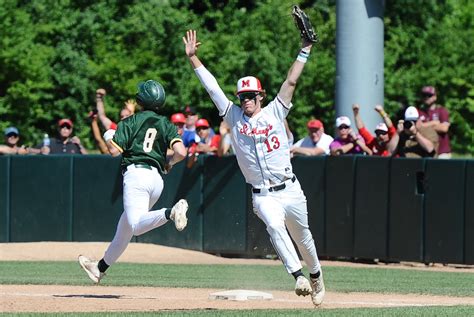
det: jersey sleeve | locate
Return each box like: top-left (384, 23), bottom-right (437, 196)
top-left (112, 120), bottom-right (132, 152)
top-left (194, 65), bottom-right (233, 117)
top-left (266, 95), bottom-right (292, 121)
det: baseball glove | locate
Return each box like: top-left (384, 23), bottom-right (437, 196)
top-left (292, 5), bottom-right (318, 43)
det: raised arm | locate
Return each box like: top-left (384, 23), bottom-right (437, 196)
top-left (352, 104), bottom-right (364, 130)
top-left (183, 30), bottom-right (231, 115)
top-left (95, 89), bottom-right (113, 130)
top-left (277, 41), bottom-right (313, 106)
top-left (375, 105), bottom-right (394, 129)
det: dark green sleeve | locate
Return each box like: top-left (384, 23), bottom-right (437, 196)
top-left (112, 120), bottom-right (132, 151)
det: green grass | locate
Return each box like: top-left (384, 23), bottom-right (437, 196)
top-left (0, 261), bottom-right (473, 297)
top-left (1, 306), bottom-right (474, 316)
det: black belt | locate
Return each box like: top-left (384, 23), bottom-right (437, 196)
top-left (252, 175), bottom-right (296, 194)
top-left (122, 163), bottom-right (152, 174)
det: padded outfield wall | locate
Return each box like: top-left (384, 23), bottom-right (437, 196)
top-left (0, 155), bottom-right (472, 265)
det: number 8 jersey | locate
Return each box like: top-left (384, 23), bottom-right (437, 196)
top-left (224, 96), bottom-right (293, 189)
top-left (112, 111), bottom-right (181, 174)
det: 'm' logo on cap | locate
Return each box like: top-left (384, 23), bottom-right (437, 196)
top-left (241, 80), bottom-right (250, 88)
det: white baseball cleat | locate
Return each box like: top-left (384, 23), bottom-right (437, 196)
top-left (311, 273), bottom-right (326, 306)
top-left (295, 276), bottom-right (312, 296)
top-left (170, 199), bottom-right (188, 231)
top-left (78, 255), bottom-right (104, 284)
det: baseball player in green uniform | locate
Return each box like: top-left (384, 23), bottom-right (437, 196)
top-left (78, 80), bottom-right (188, 283)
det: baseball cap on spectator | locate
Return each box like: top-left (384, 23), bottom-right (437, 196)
top-left (404, 106), bottom-right (419, 121)
top-left (171, 113), bottom-right (186, 124)
top-left (335, 116), bottom-right (351, 128)
top-left (375, 123), bottom-right (388, 132)
top-left (183, 106), bottom-right (196, 115)
top-left (307, 119), bottom-right (323, 130)
top-left (421, 86), bottom-right (436, 95)
top-left (4, 127), bottom-right (19, 136)
top-left (195, 118), bottom-right (210, 129)
top-left (58, 118), bottom-right (73, 128)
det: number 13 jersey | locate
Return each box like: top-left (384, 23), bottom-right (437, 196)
top-left (223, 96), bottom-right (293, 189)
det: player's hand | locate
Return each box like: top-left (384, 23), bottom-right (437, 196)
top-left (183, 30), bottom-right (201, 58)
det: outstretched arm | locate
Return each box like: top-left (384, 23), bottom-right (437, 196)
top-left (277, 40), bottom-right (313, 106)
top-left (183, 30), bottom-right (231, 116)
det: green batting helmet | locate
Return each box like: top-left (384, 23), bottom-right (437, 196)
top-left (136, 80), bottom-right (166, 111)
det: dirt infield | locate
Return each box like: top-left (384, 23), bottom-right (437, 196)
top-left (1, 242), bottom-right (473, 313)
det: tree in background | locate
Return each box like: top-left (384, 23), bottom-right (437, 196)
top-left (0, 0), bottom-right (472, 154)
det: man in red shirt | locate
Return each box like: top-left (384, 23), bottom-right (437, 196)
top-left (418, 86), bottom-right (451, 158)
top-left (352, 104), bottom-right (396, 156)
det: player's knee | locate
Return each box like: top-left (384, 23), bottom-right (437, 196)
top-left (266, 223), bottom-right (285, 237)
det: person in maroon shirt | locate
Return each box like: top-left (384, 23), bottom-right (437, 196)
top-left (352, 104), bottom-right (397, 156)
top-left (418, 86), bottom-right (452, 158)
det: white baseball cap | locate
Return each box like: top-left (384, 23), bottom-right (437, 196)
top-left (336, 116), bottom-right (351, 127)
top-left (404, 106), bottom-right (419, 121)
top-left (236, 76), bottom-right (264, 95)
top-left (375, 122), bottom-right (388, 132)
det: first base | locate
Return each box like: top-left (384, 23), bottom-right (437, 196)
top-left (209, 290), bottom-right (273, 301)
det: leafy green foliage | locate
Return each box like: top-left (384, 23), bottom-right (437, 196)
top-left (0, 0), bottom-right (472, 153)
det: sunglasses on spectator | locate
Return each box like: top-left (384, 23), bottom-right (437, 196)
top-left (422, 93), bottom-right (434, 98)
top-left (196, 127), bottom-right (209, 131)
top-left (338, 125), bottom-right (350, 130)
top-left (6, 133), bottom-right (19, 138)
top-left (60, 125), bottom-right (72, 130)
top-left (375, 130), bottom-right (388, 136)
top-left (238, 92), bottom-right (259, 102)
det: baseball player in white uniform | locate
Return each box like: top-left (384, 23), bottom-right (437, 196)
top-left (183, 30), bottom-right (325, 306)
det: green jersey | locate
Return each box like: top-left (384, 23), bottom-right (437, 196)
top-left (112, 110), bottom-right (181, 174)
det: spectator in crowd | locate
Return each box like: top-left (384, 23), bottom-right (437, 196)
top-left (170, 113), bottom-right (186, 136)
top-left (389, 106), bottom-right (438, 158)
top-left (352, 104), bottom-right (396, 156)
top-left (418, 86), bottom-right (452, 159)
top-left (88, 110), bottom-right (109, 154)
top-left (291, 119), bottom-right (333, 156)
top-left (329, 116), bottom-right (372, 156)
top-left (42, 119), bottom-right (88, 155)
top-left (217, 120), bottom-right (234, 156)
top-left (95, 88), bottom-right (135, 131)
top-left (186, 118), bottom-right (220, 168)
top-left (0, 127), bottom-right (35, 155)
top-left (190, 119), bottom-right (221, 155)
top-left (182, 105), bottom-right (200, 147)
